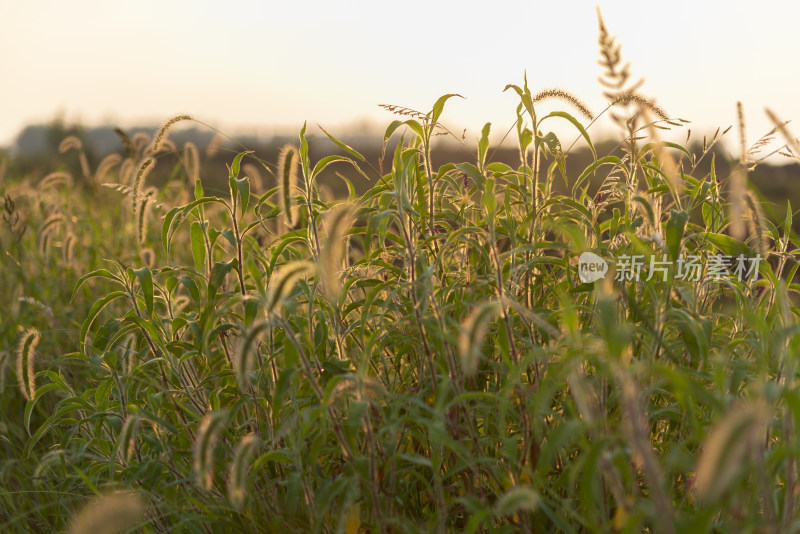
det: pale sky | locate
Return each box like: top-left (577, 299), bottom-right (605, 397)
top-left (1, 0), bottom-right (799, 158)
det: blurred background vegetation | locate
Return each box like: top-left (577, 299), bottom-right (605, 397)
top-left (4, 117), bottom-right (798, 230)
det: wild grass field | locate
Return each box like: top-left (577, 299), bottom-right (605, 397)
top-left (3, 11), bottom-right (800, 533)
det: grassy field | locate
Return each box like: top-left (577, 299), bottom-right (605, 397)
top-left (3, 13), bottom-right (800, 534)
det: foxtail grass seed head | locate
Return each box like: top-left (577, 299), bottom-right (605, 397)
top-left (39, 213), bottom-right (65, 256)
top-left (119, 158), bottom-right (135, 185)
top-left (140, 247), bottom-right (155, 268)
top-left (611, 92), bottom-right (668, 121)
top-left (693, 402), bottom-right (769, 504)
top-left (227, 433), bottom-right (260, 509)
top-left (737, 102), bottom-right (747, 164)
top-left (118, 414), bottom-right (140, 463)
top-left (131, 132), bottom-right (151, 156)
top-left (160, 138), bottom-right (177, 153)
top-left (131, 158), bottom-right (155, 220)
top-left (459, 300), bottom-right (502, 375)
top-left (321, 203), bottom-right (356, 300)
top-left (94, 154), bottom-right (122, 184)
top-left (137, 189), bottom-right (157, 245)
top-left (114, 127), bottom-right (133, 157)
top-left (265, 261), bottom-right (315, 317)
top-left (744, 191), bottom-right (767, 256)
top-left (277, 144), bottom-right (300, 227)
top-left (79, 151), bottom-right (91, 182)
top-left (531, 88), bottom-right (594, 120)
top-left (39, 171), bottom-right (73, 191)
top-left (206, 133), bottom-right (224, 157)
top-left (193, 409), bottom-right (228, 491)
top-left (67, 490), bottom-right (145, 534)
top-left (184, 141), bottom-right (200, 182)
top-left (59, 135), bottom-right (83, 154)
top-left (729, 167), bottom-right (747, 241)
top-left (242, 163), bottom-right (264, 192)
top-left (63, 232), bottom-right (77, 265)
top-left (728, 102), bottom-right (748, 240)
top-left (16, 328), bottom-right (39, 401)
top-left (235, 321), bottom-right (269, 391)
top-left (0, 350), bottom-right (8, 393)
top-left (494, 487), bottom-right (540, 517)
top-left (149, 115), bottom-right (192, 155)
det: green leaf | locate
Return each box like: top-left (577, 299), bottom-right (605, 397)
top-left (495, 486), bottom-right (539, 516)
top-left (431, 93), bottom-right (464, 123)
top-left (478, 122), bottom-right (491, 170)
top-left (542, 111), bottom-right (596, 159)
top-left (81, 291), bottom-right (127, 352)
top-left (162, 197), bottom-right (228, 258)
top-left (638, 141), bottom-right (691, 161)
top-left (244, 297), bottom-right (259, 328)
top-left (344, 502), bottom-right (361, 534)
top-left (312, 155), bottom-right (353, 179)
top-left (24, 383), bottom-right (65, 437)
top-left (208, 259), bottom-right (237, 302)
top-left (402, 120), bottom-right (425, 141)
top-left (454, 163), bottom-right (485, 188)
top-left (190, 222), bottom-right (206, 273)
top-left (125, 313), bottom-right (169, 357)
top-left (665, 210), bottom-right (688, 260)
top-left (669, 308), bottom-right (710, 363)
top-left (236, 176), bottom-right (250, 216)
top-left (572, 156), bottom-right (621, 197)
top-left (482, 177), bottom-right (496, 220)
top-left (703, 232), bottom-right (756, 258)
top-left (383, 120), bottom-right (405, 143)
top-left (72, 269), bottom-right (122, 302)
top-left (131, 267), bottom-right (154, 319)
top-left (318, 124), bottom-right (366, 162)
top-left (230, 150), bottom-right (251, 179)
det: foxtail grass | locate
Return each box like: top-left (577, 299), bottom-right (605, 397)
top-left (67, 490), bottom-right (145, 534)
top-left (15, 327), bottom-right (38, 401)
top-left (320, 202), bottom-right (355, 301)
top-left (277, 144), bottom-right (300, 227)
top-left (149, 114), bottom-right (192, 155)
top-left (227, 433), bottom-right (259, 509)
top-left (532, 88), bottom-right (594, 120)
top-left (131, 158), bottom-right (155, 221)
top-left (193, 410), bottom-right (228, 491)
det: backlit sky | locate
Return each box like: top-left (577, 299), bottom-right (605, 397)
top-left (2, 0), bottom-right (799, 158)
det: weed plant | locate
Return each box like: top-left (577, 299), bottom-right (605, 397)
top-left (2, 11), bottom-right (800, 534)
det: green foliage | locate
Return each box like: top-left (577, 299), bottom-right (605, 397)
top-left (4, 28), bottom-right (800, 534)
